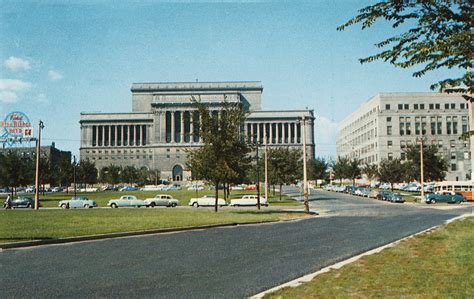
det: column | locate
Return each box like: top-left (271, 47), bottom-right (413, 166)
top-left (171, 111), bottom-right (175, 143)
top-left (276, 123), bottom-right (280, 144)
top-left (94, 126), bottom-right (98, 147)
top-left (114, 125), bottom-right (117, 146)
top-left (189, 111), bottom-right (194, 144)
top-left (127, 125), bottom-right (130, 146)
top-left (140, 124), bottom-right (143, 146)
top-left (257, 123), bottom-right (260, 143)
top-left (180, 111), bottom-right (185, 143)
top-left (269, 123), bottom-right (273, 144)
top-left (108, 125), bottom-right (111, 146)
top-left (121, 125), bottom-right (124, 146)
top-left (101, 125), bottom-right (105, 147)
top-left (294, 122), bottom-right (298, 144)
top-left (282, 123), bottom-right (287, 144)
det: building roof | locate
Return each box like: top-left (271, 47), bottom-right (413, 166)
top-left (131, 81), bottom-right (263, 93)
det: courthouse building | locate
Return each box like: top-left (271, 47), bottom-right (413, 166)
top-left (336, 92), bottom-right (471, 181)
top-left (80, 81), bottom-right (315, 181)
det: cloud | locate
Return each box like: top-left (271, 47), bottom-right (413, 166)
top-left (48, 70), bottom-right (63, 81)
top-left (0, 79), bottom-right (32, 91)
top-left (37, 93), bottom-right (49, 104)
top-left (314, 115), bottom-right (338, 158)
top-left (4, 56), bottom-right (31, 71)
top-left (0, 91), bottom-right (18, 103)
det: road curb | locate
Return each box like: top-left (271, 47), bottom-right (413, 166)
top-left (250, 213), bottom-right (473, 299)
top-left (0, 212), bottom-right (318, 250)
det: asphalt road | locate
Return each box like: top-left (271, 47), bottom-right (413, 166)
top-left (1, 190), bottom-right (471, 298)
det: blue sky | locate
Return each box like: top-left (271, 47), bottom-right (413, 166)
top-left (0, 1), bottom-right (452, 158)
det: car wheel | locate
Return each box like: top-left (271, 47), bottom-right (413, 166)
top-left (150, 202), bottom-right (156, 208)
top-left (61, 203), bottom-right (69, 209)
top-left (111, 203), bottom-right (118, 208)
top-left (431, 199), bottom-right (436, 204)
top-left (171, 203), bottom-right (177, 207)
top-left (27, 203), bottom-right (32, 209)
top-left (193, 202), bottom-right (199, 208)
top-left (84, 204), bottom-right (90, 208)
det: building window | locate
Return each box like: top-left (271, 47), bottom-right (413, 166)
top-left (387, 117), bottom-right (392, 122)
top-left (429, 103), bottom-right (434, 110)
top-left (387, 126), bottom-right (392, 135)
top-left (450, 140), bottom-right (456, 148)
top-left (465, 152), bottom-right (470, 160)
top-left (462, 124), bottom-right (468, 133)
top-left (414, 104), bottom-right (418, 109)
top-left (451, 152), bottom-right (456, 160)
top-left (404, 104), bottom-right (409, 110)
top-left (420, 104), bottom-right (425, 109)
top-left (451, 164), bottom-right (457, 171)
top-left (167, 148), bottom-right (170, 152)
top-left (386, 104), bottom-right (391, 110)
top-left (438, 141), bottom-right (443, 148)
top-left (451, 103), bottom-right (455, 109)
top-left (401, 152), bottom-right (406, 160)
top-left (398, 104), bottom-right (403, 110)
top-left (435, 103), bottom-right (440, 109)
top-left (166, 155), bottom-right (170, 159)
top-left (388, 153), bottom-right (393, 160)
top-left (400, 141), bottom-right (406, 149)
top-left (460, 103), bottom-right (465, 109)
top-left (387, 140), bottom-right (393, 148)
top-left (445, 103), bottom-right (449, 109)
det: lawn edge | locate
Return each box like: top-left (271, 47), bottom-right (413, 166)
top-left (250, 213), bottom-right (473, 299)
top-left (0, 211), bottom-right (318, 250)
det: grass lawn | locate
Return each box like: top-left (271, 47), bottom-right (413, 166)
top-left (0, 208), bottom-right (309, 243)
top-left (1, 189), bottom-right (301, 208)
top-left (265, 216), bottom-right (474, 298)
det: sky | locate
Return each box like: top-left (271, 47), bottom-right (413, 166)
top-left (0, 0), bottom-right (454, 158)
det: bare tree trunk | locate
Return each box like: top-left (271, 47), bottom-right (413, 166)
top-left (214, 181), bottom-right (219, 212)
top-left (279, 183), bottom-right (282, 200)
top-left (223, 183), bottom-right (227, 202)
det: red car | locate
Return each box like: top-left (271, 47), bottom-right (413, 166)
top-left (245, 185), bottom-right (257, 190)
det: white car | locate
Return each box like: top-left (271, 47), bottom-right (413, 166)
top-left (108, 195), bottom-right (147, 208)
top-left (188, 185), bottom-right (204, 191)
top-left (144, 194), bottom-right (180, 207)
top-left (229, 195), bottom-right (268, 207)
top-left (189, 195), bottom-right (226, 207)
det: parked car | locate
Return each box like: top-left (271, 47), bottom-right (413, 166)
top-left (231, 185), bottom-right (245, 191)
top-left (368, 189), bottom-right (380, 199)
top-left (244, 185), bottom-right (257, 191)
top-left (229, 195), bottom-right (268, 207)
top-left (59, 196), bottom-right (97, 209)
top-left (144, 194), bottom-right (180, 207)
top-left (425, 192), bottom-right (465, 204)
top-left (120, 186), bottom-right (139, 192)
top-left (7, 196), bottom-right (40, 209)
top-left (189, 195), bottom-right (226, 207)
top-left (386, 192), bottom-right (405, 203)
top-left (188, 185), bottom-right (204, 191)
top-left (355, 188), bottom-right (371, 197)
top-left (51, 187), bottom-right (63, 192)
top-left (108, 195), bottom-right (147, 208)
top-left (162, 185), bottom-right (181, 191)
top-left (376, 191), bottom-right (392, 201)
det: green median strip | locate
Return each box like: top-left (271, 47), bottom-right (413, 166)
top-left (0, 209), bottom-right (309, 244)
top-left (264, 216), bottom-right (474, 298)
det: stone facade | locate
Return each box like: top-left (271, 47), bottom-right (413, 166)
top-left (80, 81), bottom-right (315, 181)
top-left (336, 92), bottom-right (471, 181)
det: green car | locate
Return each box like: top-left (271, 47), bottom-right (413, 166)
top-left (425, 192), bottom-right (465, 204)
top-left (8, 196), bottom-right (40, 209)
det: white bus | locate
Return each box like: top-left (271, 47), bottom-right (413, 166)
top-left (434, 181), bottom-right (473, 201)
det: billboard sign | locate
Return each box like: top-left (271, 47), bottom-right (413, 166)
top-left (0, 111), bottom-right (36, 144)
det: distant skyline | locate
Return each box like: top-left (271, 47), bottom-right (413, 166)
top-left (0, 1), bottom-right (455, 158)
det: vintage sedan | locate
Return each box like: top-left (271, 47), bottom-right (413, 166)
top-left (376, 191), bottom-right (392, 201)
top-left (386, 192), bottom-right (405, 203)
top-left (425, 192), bottom-right (465, 204)
top-left (189, 195), bottom-right (226, 207)
top-left (108, 195), bottom-right (147, 208)
top-left (9, 196), bottom-right (40, 209)
top-left (229, 195), bottom-right (268, 207)
top-left (144, 194), bottom-right (180, 207)
top-left (59, 197), bottom-right (97, 209)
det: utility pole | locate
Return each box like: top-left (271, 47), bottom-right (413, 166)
top-left (419, 133), bottom-right (425, 199)
top-left (264, 127), bottom-right (268, 206)
top-left (256, 141), bottom-right (261, 210)
top-left (302, 116), bottom-right (309, 213)
top-left (34, 120), bottom-right (44, 210)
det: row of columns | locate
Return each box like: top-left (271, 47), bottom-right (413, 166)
top-left (163, 110), bottom-right (200, 144)
top-left (245, 122), bottom-right (302, 144)
top-left (92, 124), bottom-right (148, 147)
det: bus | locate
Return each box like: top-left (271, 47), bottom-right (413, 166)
top-left (434, 181), bottom-right (473, 201)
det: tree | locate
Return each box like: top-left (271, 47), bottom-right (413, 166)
top-left (186, 99), bottom-right (250, 211)
top-left (339, 0), bottom-right (473, 179)
top-left (378, 158), bottom-right (406, 191)
top-left (0, 151), bottom-right (33, 197)
top-left (362, 163), bottom-right (380, 184)
top-left (267, 147), bottom-right (303, 200)
top-left (121, 166), bottom-right (138, 185)
top-left (308, 157), bottom-right (329, 183)
top-left (347, 158), bottom-right (362, 186)
top-left (76, 159), bottom-right (98, 189)
top-left (404, 144), bottom-right (448, 182)
top-left (331, 156), bottom-right (350, 185)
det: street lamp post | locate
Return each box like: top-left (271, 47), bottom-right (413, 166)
top-left (302, 116), bottom-right (309, 213)
top-left (34, 120), bottom-right (44, 210)
top-left (73, 155), bottom-right (77, 199)
top-left (256, 142), bottom-right (261, 210)
top-left (264, 128), bottom-right (268, 206)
